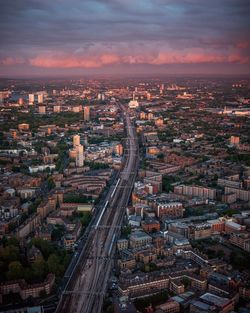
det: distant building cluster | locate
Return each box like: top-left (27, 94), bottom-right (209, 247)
top-left (0, 78), bottom-right (250, 312)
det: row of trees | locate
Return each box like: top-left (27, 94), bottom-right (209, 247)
top-left (63, 193), bottom-right (92, 203)
top-left (226, 153), bottom-right (250, 166)
top-left (88, 135), bottom-right (122, 144)
top-left (85, 161), bottom-right (110, 170)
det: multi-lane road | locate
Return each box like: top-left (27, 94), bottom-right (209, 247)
top-left (55, 104), bottom-right (139, 313)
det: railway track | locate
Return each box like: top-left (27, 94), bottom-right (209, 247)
top-left (56, 104), bottom-right (139, 313)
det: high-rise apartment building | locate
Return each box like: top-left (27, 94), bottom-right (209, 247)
top-left (73, 135), bottom-right (80, 148)
top-left (76, 144), bottom-right (84, 167)
top-left (18, 98), bottom-right (24, 105)
top-left (38, 94), bottom-right (43, 104)
top-left (230, 136), bottom-right (240, 146)
top-left (29, 94), bottom-right (35, 105)
top-left (84, 106), bottom-right (90, 121)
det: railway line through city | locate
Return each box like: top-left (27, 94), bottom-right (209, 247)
top-left (55, 104), bottom-right (139, 313)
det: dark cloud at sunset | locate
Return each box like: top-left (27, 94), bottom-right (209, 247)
top-left (0, 0), bottom-right (250, 76)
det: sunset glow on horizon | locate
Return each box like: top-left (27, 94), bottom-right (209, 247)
top-left (1, 0), bottom-right (250, 77)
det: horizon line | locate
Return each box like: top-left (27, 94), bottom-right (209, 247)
top-left (1, 72), bottom-right (250, 81)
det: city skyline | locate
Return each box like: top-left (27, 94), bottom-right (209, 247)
top-left (1, 0), bottom-right (250, 77)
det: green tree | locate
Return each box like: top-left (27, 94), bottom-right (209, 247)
top-left (7, 222), bottom-right (17, 232)
top-left (0, 245), bottom-right (19, 263)
top-left (121, 225), bottom-right (132, 237)
top-left (7, 261), bottom-right (24, 280)
top-left (31, 238), bottom-right (54, 259)
top-left (24, 268), bottom-right (34, 282)
top-left (216, 250), bottom-right (225, 259)
top-left (162, 175), bottom-right (176, 192)
top-left (182, 277), bottom-right (191, 289)
top-left (79, 212), bottom-right (91, 227)
top-left (144, 264), bottom-right (150, 272)
top-left (47, 176), bottom-right (56, 191)
top-left (6, 237), bottom-right (19, 247)
top-left (47, 254), bottom-right (62, 276)
top-left (157, 153), bottom-right (165, 160)
top-left (32, 256), bottom-right (47, 281)
top-left (51, 225), bottom-right (65, 241)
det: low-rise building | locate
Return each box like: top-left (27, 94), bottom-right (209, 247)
top-left (229, 232), bottom-right (250, 252)
top-left (174, 185), bottom-right (216, 200)
top-left (0, 274), bottom-right (55, 302)
top-left (141, 218), bottom-right (160, 233)
top-left (129, 231), bottom-right (152, 249)
top-left (155, 202), bottom-right (184, 218)
top-left (155, 300), bottom-right (180, 313)
top-left (117, 239), bottom-right (129, 251)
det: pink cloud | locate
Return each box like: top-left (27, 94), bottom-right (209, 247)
top-left (27, 50), bottom-right (250, 69)
top-left (151, 52), bottom-right (249, 64)
top-left (0, 57), bottom-right (25, 65)
top-left (30, 54), bottom-right (120, 68)
top-left (236, 41), bottom-right (250, 50)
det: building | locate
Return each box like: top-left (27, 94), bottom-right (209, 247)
top-left (218, 177), bottom-right (242, 189)
top-left (115, 143), bottom-right (123, 155)
top-left (72, 105), bottom-right (82, 112)
top-left (224, 186), bottom-right (250, 202)
top-left (118, 256), bottom-right (136, 270)
top-left (229, 232), bottom-right (250, 252)
top-left (64, 234), bottom-right (77, 250)
top-left (168, 222), bottom-right (189, 238)
top-left (118, 273), bottom-right (170, 298)
top-left (53, 105), bottom-right (61, 113)
top-left (141, 218), bottom-right (160, 233)
top-left (224, 221), bottom-right (246, 233)
top-left (28, 93), bottom-right (35, 105)
top-left (129, 231), bottom-right (152, 249)
top-left (83, 106), bottom-right (90, 121)
top-left (76, 144), bottom-right (84, 167)
top-left (0, 274), bottom-right (55, 302)
top-left (18, 97), bottom-right (24, 105)
top-left (117, 239), bottom-right (129, 251)
top-left (156, 202), bottom-right (184, 218)
top-left (37, 94), bottom-right (43, 104)
top-left (197, 292), bottom-right (234, 313)
top-left (17, 187), bottom-right (38, 199)
top-left (188, 224), bottom-right (212, 240)
top-left (174, 185), bottom-right (216, 200)
top-left (155, 300), bottom-right (180, 313)
top-left (38, 105), bottom-right (46, 114)
top-left (222, 193), bottom-right (237, 204)
top-left (230, 136), bottom-right (240, 146)
top-left (15, 213), bottom-right (41, 239)
top-left (18, 123), bottom-right (29, 131)
top-left (73, 135), bottom-right (80, 148)
top-left (169, 280), bottom-right (185, 295)
top-left (146, 92), bottom-right (151, 101)
top-left (128, 93), bottom-right (139, 109)
top-left (155, 118), bottom-right (164, 127)
top-left (207, 219), bottom-right (225, 233)
top-left (69, 149), bottom-right (77, 159)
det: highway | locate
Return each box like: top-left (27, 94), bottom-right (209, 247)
top-left (55, 104), bottom-right (139, 313)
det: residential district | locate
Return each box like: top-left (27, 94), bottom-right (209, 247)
top-left (0, 77), bottom-right (249, 313)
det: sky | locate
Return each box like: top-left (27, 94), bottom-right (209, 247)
top-left (0, 0), bottom-right (250, 77)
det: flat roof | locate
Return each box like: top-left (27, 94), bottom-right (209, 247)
top-left (200, 292), bottom-right (229, 306)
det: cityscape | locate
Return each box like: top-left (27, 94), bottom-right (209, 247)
top-left (0, 1), bottom-right (250, 313)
